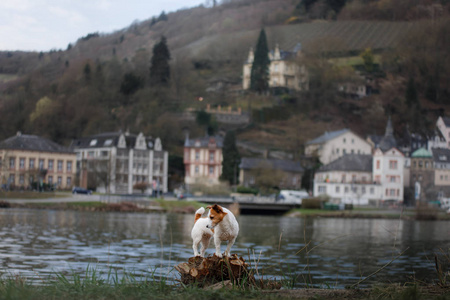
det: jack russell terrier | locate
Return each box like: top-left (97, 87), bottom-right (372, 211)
top-left (191, 204), bottom-right (239, 258)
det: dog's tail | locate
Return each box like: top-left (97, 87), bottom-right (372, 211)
top-left (194, 207), bottom-right (205, 223)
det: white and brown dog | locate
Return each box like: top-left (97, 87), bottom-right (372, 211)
top-left (191, 204), bottom-right (239, 258)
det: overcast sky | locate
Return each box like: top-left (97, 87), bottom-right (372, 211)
top-left (0, 0), bottom-right (205, 52)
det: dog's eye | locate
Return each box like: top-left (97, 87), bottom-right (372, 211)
top-left (210, 216), bottom-right (213, 219)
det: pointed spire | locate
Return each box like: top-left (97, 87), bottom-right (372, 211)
top-left (385, 116), bottom-right (394, 137)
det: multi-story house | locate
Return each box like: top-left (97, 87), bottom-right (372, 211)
top-left (239, 157), bottom-right (304, 190)
top-left (314, 145), bottom-right (405, 205)
top-left (305, 129), bottom-right (372, 165)
top-left (436, 116), bottom-right (450, 148)
top-left (243, 43), bottom-right (308, 91)
top-left (0, 132), bottom-right (76, 189)
top-left (71, 132), bottom-right (168, 194)
top-left (313, 154), bottom-right (380, 205)
top-left (183, 135), bottom-right (223, 185)
top-left (373, 147), bottom-right (405, 202)
top-left (409, 147), bottom-right (450, 203)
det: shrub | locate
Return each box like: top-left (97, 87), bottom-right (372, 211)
top-left (236, 186), bottom-right (258, 195)
top-left (302, 197), bottom-right (323, 209)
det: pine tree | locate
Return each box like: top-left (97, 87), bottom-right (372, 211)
top-left (250, 29), bottom-right (270, 93)
top-left (220, 131), bottom-right (240, 185)
top-left (149, 36), bottom-right (171, 85)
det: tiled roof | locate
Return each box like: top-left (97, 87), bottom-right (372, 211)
top-left (239, 157), bottom-right (304, 173)
top-left (306, 129), bottom-right (350, 145)
top-left (0, 133), bottom-right (73, 153)
top-left (184, 135), bottom-right (224, 148)
top-left (71, 132), bottom-right (155, 149)
top-left (318, 154), bottom-right (373, 172)
top-left (431, 148), bottom-right (450, 163)
top-left (442, 116), bottom-right (450, 127)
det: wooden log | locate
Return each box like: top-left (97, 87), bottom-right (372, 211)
top-left (176, 254), bottom-right (253, 287)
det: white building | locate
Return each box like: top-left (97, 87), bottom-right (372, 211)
top-left (373, 147), bottom-right (405, 202)
top-left (313, 154), bottom-right (380, 205)
top-left (314, 148), bottom-right (405, 204)
top-left (434, 116), bottom-right (450, 149)
top-left (243, 43), bottom-right (308, 91)
top-left (305, 129), bottom-right (372, 165)
top-left (71, 132), bottom-right (168, 194)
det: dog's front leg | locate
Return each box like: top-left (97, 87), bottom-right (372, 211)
top-left (214, 237), bottom-right (222, 258)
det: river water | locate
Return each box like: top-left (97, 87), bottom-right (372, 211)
top-left (0, 208), bottom-right (448, 288)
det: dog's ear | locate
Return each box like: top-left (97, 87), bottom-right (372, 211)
top-left (206, 205), bottom-right (212, 210)
top-left (212, 204), bottom-right (226, 214)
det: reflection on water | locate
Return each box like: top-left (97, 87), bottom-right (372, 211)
top-left (0, 209), bottom-right (449, 288)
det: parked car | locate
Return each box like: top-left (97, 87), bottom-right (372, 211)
top-left (72, 187), bottom-right (92, 195)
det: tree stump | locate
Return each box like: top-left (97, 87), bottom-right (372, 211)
top-left (175, 254), bottom-right (253, 287)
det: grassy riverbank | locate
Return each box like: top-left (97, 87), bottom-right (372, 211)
top-left (0, 271), bottom-right (448, 300)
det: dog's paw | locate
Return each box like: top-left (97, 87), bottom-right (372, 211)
top-left (215, 252), bottom-right (223, 258)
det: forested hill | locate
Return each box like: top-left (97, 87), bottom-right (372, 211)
top-left (0, 0), bottom-right (449, 156)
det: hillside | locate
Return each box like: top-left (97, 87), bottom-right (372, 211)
top-left (0, 0), bottom-right (449, 163)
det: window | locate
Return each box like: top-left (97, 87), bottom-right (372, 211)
top-left (29, 158), bottom-right (35, 169)
top-left (89, 139), bottom-right (97, 146)
top-left (344, 186), bottom-right (349, 193)
top-left (389, 160), bottom-right (398, 169)
top-left (19, 158), bottom-right (25, 169)
top-left (19, 174), bottom-right (24, 184)
top-left (209, 166), bottom-right (214, 175)
top-left (48, 176), bottom-right (53, 184)
top-left (336, 148), bottom-right (340, 154)
top-left (57, 176), bottom-right (62, 186)
top-left (418, 160), bottom-right (423, 168)
top-left (48, 159), bottom-right (54, 171)
top-left (341, 174), bottom-right (346, 182)
top-left (209, 152), bottom-right (215, 163)
top-left (335, 186), bottom-right (340, 193)
top-left (351, 138), bottom-right (354, 144)
top-left (9, 174), bottom-right (15, 184)
top-left (104, 139), bottom-right (113, 146)
top-left (195, 151), bottom-right (200, 161)
top-left (87, 151), bottom-right (95, 158)
top-left (318, 186), bottom-right (326, 193)
top-left (425, 162), bottom-right (429, 168)
top-left (29, 175), bottom-right (34, 183)
top-left (101, 151), bottom-right (108, 157)
top-left (362, 187), bottom-right (366, 194)
top-left (376, 160), bottom-right (380, 169)
top-left (57, 160), bottom-right (63, 172)
top-left (351, 149), bottom-right (354, 154)
top-left (9, 157), bottom-right (15, 169)
top-left (413, 161), bottom-right (416, 168)
top-left (389, 189), bottom-right (396, 196)
top-left (343, 138), bottom-right (346, 143)
top-left (343, 149), bottom-right (347, 154)
top-left (390, 176), bottom-right (396, 183)
top-left (195, 166), bottom-right (199, 174)
top-left (67, 177), bottom-right (72, 186)
top-left (67, 161), bottom-right (72, 172)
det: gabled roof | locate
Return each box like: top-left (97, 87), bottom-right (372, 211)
top-left (184, 135), bottom-right (224, 148)
top-left (0, 132), bottom-right (73, 154)
top-left (71, 131), bottom-right (156, 150)
top-left (317, 154), bottom-right (373, 173)
top-left (306, 129), bottom-right (350, 145)
top-left (239, 157), bottom-right (304, 173)
top-left (431, 148), bottom-right (450, 162)
top-left (441, 116), bottom-right (450, 127)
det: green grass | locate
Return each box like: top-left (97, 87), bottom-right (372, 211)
top-left (0, 191), bottom-right (70, 199)
top-left (155, 199), bottom-right (208, 211)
